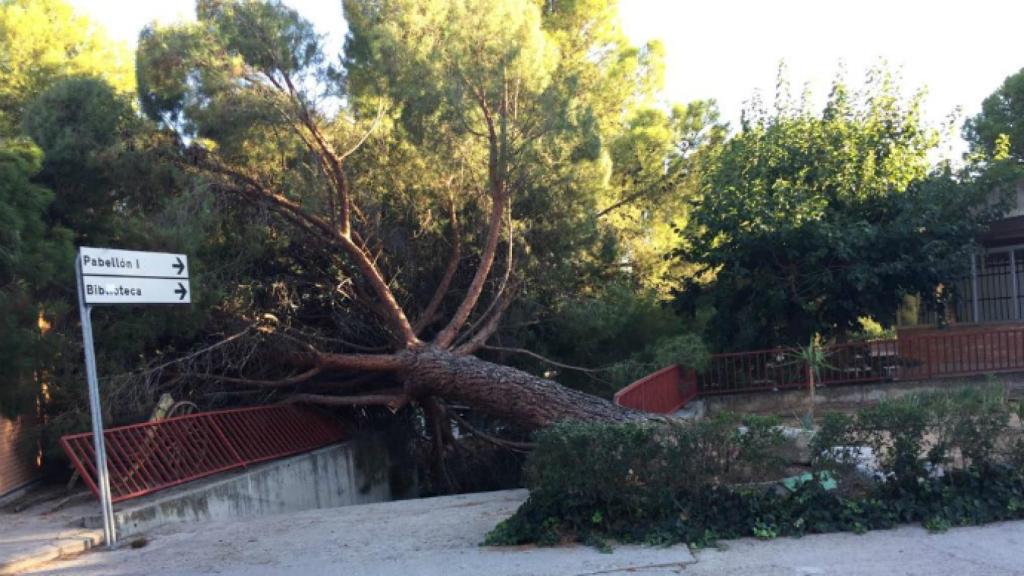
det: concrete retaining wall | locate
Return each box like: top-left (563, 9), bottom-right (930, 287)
top-left (97, 434), bottom-right (404, 537)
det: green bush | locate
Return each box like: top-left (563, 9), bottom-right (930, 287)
top-left (488, 388), bottom-right (1024, 548)
top-left (487, 413), bottom-right (786, 546)
top-left (813, 386), bottom-right (1016, 480)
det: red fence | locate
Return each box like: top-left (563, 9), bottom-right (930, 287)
top-left (60, 405), bottom-right (346, 503)
top-left (613, 364), bottom-right (698, 413)
top-left (897, 326), bottom-right (1024, 380)
top-left (698, 340), bottom-right (901, 395)
top-left (699, 326), bottom-right (1024, 395)
top-left (616, 324), bottom-right (1024, 413)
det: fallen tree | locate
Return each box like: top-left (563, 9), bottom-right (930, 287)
top-left (133, 0), bottom-right (655, 435)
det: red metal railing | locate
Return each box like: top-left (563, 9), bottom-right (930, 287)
top-left (898, 326), bottom-right (1024, 380)
top-left (617, 325), bottom-right (1024, 412)
top-left (60, 405), bottom-right (346, 503)
top-left (698, 340), bottom-right (902, 395)
top-left (613, 364), bottom-right (698, 413)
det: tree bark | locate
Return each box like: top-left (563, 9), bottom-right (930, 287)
top-left (396, 348), bottom-right (645, 430)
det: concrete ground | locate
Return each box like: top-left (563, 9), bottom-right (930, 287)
top-left (15, 489), bottom-right (1024, 576)
top-left (0, 487), bottom-right (103, 576)
top-left (18, 490), bottom-right (695, 576)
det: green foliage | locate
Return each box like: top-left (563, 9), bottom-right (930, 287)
top-left (0, 0), bottom-right (133, 135)
top-left (341, 0), bottom-right (715, 388)
top-left (965, 66), bottom-right (1024, 162)
top-left (814, 386), bottom-right (1015, 480)
top-left (489, 388), bottom-right (1024, 548)
top-left (24, 76), bottom-right (138, 243)
top-left (0, 9), bottom-right (149, 425)
top-left (602, 100), bottom-right (727, 295)
top-left (610, 333), bottom-right (709, 384)
top-left (0, 139), bottom-right (74, 416)
top-left (486, 415), bottom-right (785, 545)
top-left (675, 68), bottom-right (995, 350)
top-left (505, 283), bottom-right (707, 396)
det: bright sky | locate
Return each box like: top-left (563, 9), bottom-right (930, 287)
top-left (71, 0), bottom-right (1024, 155)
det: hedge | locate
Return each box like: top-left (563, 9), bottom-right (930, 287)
top-left (486, 387), bottom-right (1024, 548)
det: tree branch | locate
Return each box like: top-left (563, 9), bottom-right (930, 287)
top-left (236, 7), bottom-right (354, 235)
top-left (415, 195), bottom-right (462, 335)
top-left (315, 351), bottom-right (409, 372)
top-left (288, 391), bottom-right (408, 411)
top-left (448, 410), bottom-right (535, 452)
top-left (480, 346), bottom-right (611, 374)
top-left (454, 286), bottom-right (516, 355)
top-left (210, 366), bottom-right (322, 387)
top-left (338, 101), bottom-right (386, 161)
top-left (596, 188), bottom-right (650, 218)
top-left (453, 200), bottom-right (514, 349)
top-left (183, 152), bottom-right (420, 346)
top-left (433, 191), bottom-right (506, 348)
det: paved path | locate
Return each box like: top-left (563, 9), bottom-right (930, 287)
top-left (684, 522), bottom-right (1024, 576)
top-left (21, 490), bottom-right (695, 576)
top-left (0, 489), bottom-right (103, 576)
top-left (16, 489), bottom-right (1024, 576)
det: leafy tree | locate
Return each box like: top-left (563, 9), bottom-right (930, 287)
top-left (965, 67), bottom-right (1024, 162)
top-left (24, 77), bottom-right (140, 244)
top-left (0, 0), bottom-right (133, 135)
top-left (20, 76), bottom-right (215, 428)
top-left (676, 69), bottom-right (994, 350)
top-left (0, 0), bottom-right (141, 419)
top-left (0, 139), bottom-right (74, 416)
top-left (600, 100), bottom-right (726, 295)
top-left (130, 0), bottom-right (680, 434)
top-left (0, 0), bottom-right (135, 420)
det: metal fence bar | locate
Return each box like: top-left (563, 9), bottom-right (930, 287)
top-left (61, 405), bottom-right (346, 503)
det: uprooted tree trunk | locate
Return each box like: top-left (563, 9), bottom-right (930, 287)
top-left (286, 347), bottom-right (644, 430)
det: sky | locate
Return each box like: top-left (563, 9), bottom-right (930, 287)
top-left (70, 0), bottom-right (1024, 155)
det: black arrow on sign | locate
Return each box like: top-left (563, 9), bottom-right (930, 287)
top-left (175, 283), bottom-right (188, 301)
top-left (172, 257), bottom-right (186, 275)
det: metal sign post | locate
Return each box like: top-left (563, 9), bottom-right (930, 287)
top-left (73, 247), bottom-right (192, 547)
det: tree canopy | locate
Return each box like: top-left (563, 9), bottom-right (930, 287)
top-left (0, 0), bottom-right (134, 135)
top-left (965, 67), bottom-right (1024, 162)
top-left (675, 70), bottom-right (995, 350)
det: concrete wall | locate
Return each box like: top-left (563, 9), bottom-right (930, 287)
top-left (105, 434), bottom-right (405, 537)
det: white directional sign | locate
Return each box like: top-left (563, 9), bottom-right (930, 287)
top-left (80, 246), bottom-right (188, 278)
top-left (78, 247), bottom-right (190, 305)
top-left (73, 246), bottom-right (194, 547)
top-left (81, 276), bottom-right (191, 304)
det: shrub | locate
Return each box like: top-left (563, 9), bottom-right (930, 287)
top-left (488, 413), bottom-right (786, 545)
top-left (488, 387), bottom-right (1024, 547)
top-left (813, 386), bottom-right (1016, 481)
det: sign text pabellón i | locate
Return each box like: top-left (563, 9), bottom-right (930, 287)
top-left (79, 247), bottom-right (191, 304)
